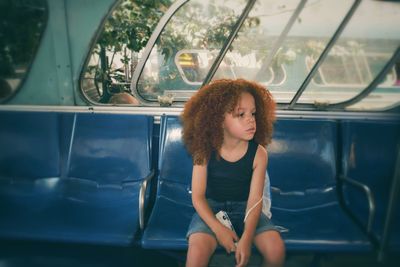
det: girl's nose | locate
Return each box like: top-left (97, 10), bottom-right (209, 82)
top-left (248, 115), bottom-right (255, 122)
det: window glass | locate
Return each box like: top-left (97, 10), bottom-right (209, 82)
top-left (0, 0), bottom-right (47, 102)
top-left (136, 0), bottom-right (248, 103)
top-left (81, 0), bottom-right (174, 104)
top-left (211, 0), bottom-right (353, 104)
top-left (299, 0), bottom-right (400, 110)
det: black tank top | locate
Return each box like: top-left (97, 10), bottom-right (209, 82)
top-left (206, 140), bottom-right (258, 201)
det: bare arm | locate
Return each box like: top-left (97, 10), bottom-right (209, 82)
top-left (191, 164), bottom-right (238, 252)
top-left (191, 164), bottom-right (218, 231)
top-left (235, 145), bottom-right (267, 266)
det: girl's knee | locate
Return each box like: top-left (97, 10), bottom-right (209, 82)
top-left (264, 242), bottom-right (285, 266)
top-left (186, 233), bottom-right (217, 267)
top-left (255, 231), bottom-right (285, 266)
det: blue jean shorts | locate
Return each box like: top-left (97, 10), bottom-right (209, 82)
top-left (186, 199), bottom-right (278, 239)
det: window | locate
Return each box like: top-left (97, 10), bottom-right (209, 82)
top-left (80, 0), bottom-right (174, 104)
top-left (0, 0), bottom-right (47, 103)
top-left (135, 0), bottom-right (248, 103)
top-left (299, 0), bottom-right (400, 110)
top-left (80, 0), bottom-right (400, 111)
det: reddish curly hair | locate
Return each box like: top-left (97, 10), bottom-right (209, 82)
top-left (181, 79), bottom-right (276, 165)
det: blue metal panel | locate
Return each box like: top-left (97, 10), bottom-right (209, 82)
top-left (7, 0), bottom-right (116, 105)
top-left (65, 0), bottom-right (116, 105)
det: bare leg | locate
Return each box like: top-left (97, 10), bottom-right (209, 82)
top-left (186, 233), bottom-right (218, 267)
top-left (254, 230), bottom-right (285, 267)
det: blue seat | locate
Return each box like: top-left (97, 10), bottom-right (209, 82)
top-left (142, 115), bottom-right (194, 249)
top-left (143, 116), bottom-right (375, 252)
top-left (340, 120), bottom-right (400, 254)
top-left (0, 112), bottom-right (63, 239)
top-left (268, 119), bottom-right (372, 251)
top-left (0, 111), bottom-right (153, 245)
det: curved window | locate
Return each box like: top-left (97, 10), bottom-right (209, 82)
top-left (299, 0), bottom-right (400, 110)
top-left (136, 0), bottom-right (248, 103)
top-left (0, 0), bottom-right (47, 103)
top-left (80, 0), bottom-right (174, 104)
top-left (80, 0), bottom-right (400, 111)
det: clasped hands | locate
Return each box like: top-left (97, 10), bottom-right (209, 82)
top-left (214, 224), bottom-right (251, 267)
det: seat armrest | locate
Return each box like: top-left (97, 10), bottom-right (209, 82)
top-left (139, 170), bottom-right (155, 230)
top-left (339, 175), bottom-right (375, 233)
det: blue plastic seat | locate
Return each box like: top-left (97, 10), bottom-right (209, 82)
top-left (0, 111), bottom-right (153, 245)
top-left (340, 120), bottom-right (400, 255)
top-left (143, 116), bottom-right (375, 252)
top-left (142, 115), bottom-right (194, 249)
top-left (267, 119), bottom-right (372, 251)
top-left (0, 112), bottom-right (63, 239)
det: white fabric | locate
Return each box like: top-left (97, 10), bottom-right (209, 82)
top-left (262, 172), bottom-right (272, 219)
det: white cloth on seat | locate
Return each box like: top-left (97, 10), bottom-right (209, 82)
top-left (262, 172), bottom-right (272, 219)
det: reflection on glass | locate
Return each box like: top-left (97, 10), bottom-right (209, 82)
top-left (137, 0), bottom-right (248, 102)
top-left (300, 0), bottom-right (400, 110)
top-left (0, 0), bottom-right (47, 102)
top-left (212, 0), bottom-right (352, 104)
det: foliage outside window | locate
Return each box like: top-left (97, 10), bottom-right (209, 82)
top-left (81, 0), bottom-right (174, 104)
top-left (80, 0), bottom-right (400, 111)
top-left (136, 0), bottom-right (248, 103)
top-left (0, 0), bottom-right (47, 103)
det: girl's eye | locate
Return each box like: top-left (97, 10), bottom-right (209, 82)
top-left (252, 112), bottom-right (256, 117)
top-left (239, 113), bottom-right (245, 117)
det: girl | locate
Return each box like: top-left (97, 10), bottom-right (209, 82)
top-left (181, 79), bottom-right (285, 267)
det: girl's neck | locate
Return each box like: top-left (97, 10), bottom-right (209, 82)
top-left (221, 138), bottom-right (246, 151)
top-left (219, 139), bottom-right (249, 162)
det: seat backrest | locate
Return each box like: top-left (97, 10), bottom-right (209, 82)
top-left (268, 119), bottom-right (338, 210)
top-left (0, 111), bottom-right (153, 245)
top-left (68, 113), bottom-right (153, 184)
top-left (0, 111), bottom-right (61, 179)
top-left (158, 115), bottom-right (193, 188)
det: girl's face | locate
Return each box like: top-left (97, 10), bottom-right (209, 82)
top-left (222, 92), bottom-right (256, 142)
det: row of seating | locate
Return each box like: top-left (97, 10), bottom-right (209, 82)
top-left (0, 111), bottom-right (399, 258)
top-left (142, 116), bottom-right (400, 256)
top-left (0, 111), bottom-right (153, 245)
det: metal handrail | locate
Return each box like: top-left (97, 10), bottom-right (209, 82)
top-left (339, 175), bottom-right (375, 233)
top-left (139, 170), bottom-right (155, 230)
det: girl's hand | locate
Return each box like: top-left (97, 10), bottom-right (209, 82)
top-left (214, 224), bottom-right (239, 254)
top-left (235, 237), bottom-right (252, 267)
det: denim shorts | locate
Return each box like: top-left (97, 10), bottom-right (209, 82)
top-left (186, 198), bottom-right (278, 239)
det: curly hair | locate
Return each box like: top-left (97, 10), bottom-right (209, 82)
top-left (181, 79), bottom-right (276, 165)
